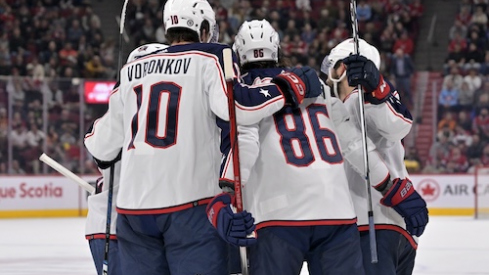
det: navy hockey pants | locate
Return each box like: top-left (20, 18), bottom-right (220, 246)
top-left (88, 239), bottom-right (121, 275)
top-left (116, 205), bottom-right (229, 275)
top-left (360, 230), bottom-right (416, 275)
top-left (247, 224), bottom-right (365, 275)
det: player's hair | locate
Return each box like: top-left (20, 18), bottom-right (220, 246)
top-left (166, 20), bottom-right (210, 44)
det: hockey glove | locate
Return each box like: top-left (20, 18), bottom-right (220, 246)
top-left (272, 66), bottom-right (323, 107)
top-left (343, 54), bottom-right (391, 104)
top-left (379, 178), bottom-right (429, 237)
top-left (206, 193), bottom-right (257, 246)
top-left (92, 149), bottom-right (122, 170)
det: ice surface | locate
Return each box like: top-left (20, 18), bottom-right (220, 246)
top-left (0, 217), bottom-right (487, 275)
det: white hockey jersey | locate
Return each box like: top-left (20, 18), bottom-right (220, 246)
top-left (85, 163), bottom-right (120, 239)
top-left (84, 43), bottom-right (288, 214)
top-left (342, 89), bottom-right (417, 247)
top-left (222, 69), bottom-right (357, 229)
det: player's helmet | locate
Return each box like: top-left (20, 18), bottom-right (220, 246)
top-left (126, 43), bottom-right (169, 63)
top-left (233, 20), bottom-right (280, 66)
top-left (163, 0), bottom-right (216, 43)
top-left (323, 38), bottom-right (380, 83)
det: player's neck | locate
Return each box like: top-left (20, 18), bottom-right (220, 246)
top-left (339, 82), bottom-right (354, 102)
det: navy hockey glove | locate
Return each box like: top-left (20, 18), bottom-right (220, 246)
top-left (272, 66), bottom-right (323, 107)
top-left (343, 54), bottom-right (391, 104)
top-left (288, 66), bottom-right (324, 99)
top-left (206, 193), bottom-right (257, 246)
top-left (380, 178), bottom-right (429, 237)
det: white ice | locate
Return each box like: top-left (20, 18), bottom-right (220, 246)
top-left (0, 216), bottom-right (487, 275)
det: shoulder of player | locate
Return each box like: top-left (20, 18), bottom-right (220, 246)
top-left (166, 42), bottom-right (231, 58)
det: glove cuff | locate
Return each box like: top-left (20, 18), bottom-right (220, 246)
top-left (381, 178), bottom-right (415, 207)
top-left (365, 75), bottom-right (391, 104)
top-left (206, 193), bottom-right (234, 228)
top-left (272, 71), bottom-right (306, 106)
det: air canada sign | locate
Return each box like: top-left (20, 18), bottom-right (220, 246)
top-left (411, 174), bottom-right (484, 209)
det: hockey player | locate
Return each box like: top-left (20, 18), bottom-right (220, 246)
top-left (84, 1), bottom-right (323, 274)
top-left (209, 19), bottom-right (369, 275)
top-left (85, 43), bottom-right (168, 275)
top-left (86, 163), bottom-right (121, 275)
top-left (323, 38), bottom-right (429, 274)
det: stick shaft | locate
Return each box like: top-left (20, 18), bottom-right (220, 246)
top-left (223, 48), bottom-right (249, 275)
top-left (39, 153), bottom-right (95, 194)
top-left (350, 0), bottom-right (378, 263)
top-left (103, 1), bottom-right (129, 274)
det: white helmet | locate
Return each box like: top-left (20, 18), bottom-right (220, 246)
top-left (127, 43), bottom-right (169, 63)
top-left (234, 20), bottom-right (280, 65)
top-left (322, 38), bottom-right (380, 97)
top-left (163, 0), bottom-right (216, 43)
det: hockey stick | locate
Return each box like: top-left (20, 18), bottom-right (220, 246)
top-left (102, 1), bottom-right (129, 274)
top-left (39, 153), bottom-right (95, 194)
top-left (223, 48), bottom-right (249, 275)
top-left (350, 0), bottom-right (378, 263)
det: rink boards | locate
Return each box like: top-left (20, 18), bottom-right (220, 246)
top-left (0, 174), bottom-right (487, 218)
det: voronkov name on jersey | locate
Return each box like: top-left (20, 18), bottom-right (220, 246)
top-left (127, 58), bottom-right (192, 81)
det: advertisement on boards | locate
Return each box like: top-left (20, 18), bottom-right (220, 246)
top-left (0, 176), bottom-right (98, 218)
top-left (411, 174), bottom-right (489, 215)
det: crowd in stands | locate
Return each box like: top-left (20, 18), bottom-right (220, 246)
top-left (0, 0), bottom-right (424, 174)
top-left (127, 0), bottom-right (423, 104)
top-left (427, 0), bottom-right (489, 174)
top-left (0, 0), bottom-right (106, 174)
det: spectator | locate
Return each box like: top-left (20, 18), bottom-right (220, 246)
top-left (84, 55), bottom-right (107, 79)
top-left (59, 43), bottom-right (78, 67)
top-left (452, 125), bottom-right (473, 148)
top-left (356, 0), bottom-right (372, 22)
top-left (467, 134), bottom-right (484, 160)
top-left (393, 31), bottom-right (414, 56)
top-left (456, 5), bottom-right (472, 25)
top-left (67, 19), bottom-right (85, 44)
top-left (479, 52), bottom-right (489, 75)
top-left (438, 111), bottom-right (458, 132)
top-left (295, 0), bottom-right (311, 11)
top-left (470, 5), bottom-right (488, 27)
top-left (10, 160), bottom-right (26, 175)
top-left (448, 32), bottom-right (467, 53)
top-left (449, 20), bottom-right (468, 40)
top-left (390, 48), bottom-right (415, 104)
top-left (317, 9), bottom-right (335, 33)
top-left (458, 110), bottom-right (473, 132)
top-left (301, 23), bottom-right (316, 45)
top-left (443, 66), bottom-right (463, 90)
top-left (481, 143), bottom-right (489, 166)
top-left (443, 147), bottom-right (469, 173)
top-left (472, 107), bottom-right (489, 141)
top-left (458, 80), bottom-right (476, 110)
top-left (26, 58), bottom-right (45, 82)
top-left (464, 67), bottom-right (482, 91)
top-left (439, 79), bottom-right (460, 112)
top-left (425, 133), bottom-right (451, 173)
top-left (11, 125), bottom-right (28, 156)
top-left (463, 43), bottom-right (484, 70)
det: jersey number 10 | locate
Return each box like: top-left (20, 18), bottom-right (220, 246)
top-left (274, 104), bottom-right (343, 167)
top-left (128, 82), bottom-right (182, 150)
